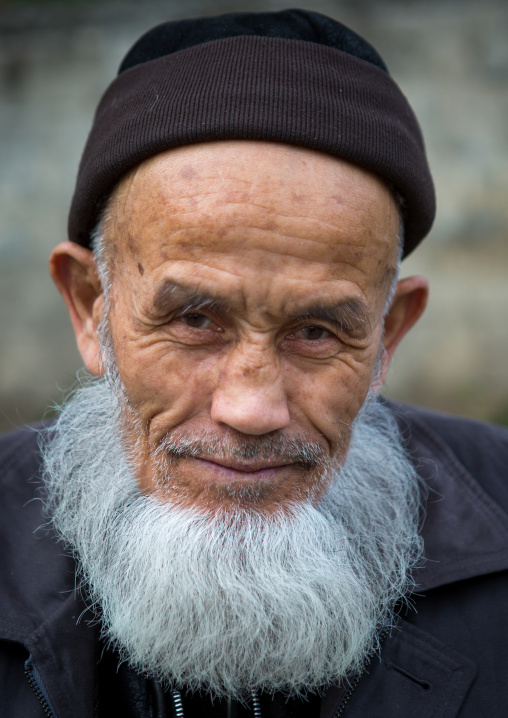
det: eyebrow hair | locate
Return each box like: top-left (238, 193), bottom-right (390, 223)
top-left (289, 299), bottom-right (371, 340)
top-left (151, 280), bottom-right (231, 318)
top-left (151, 280), bottom-right (370, 339)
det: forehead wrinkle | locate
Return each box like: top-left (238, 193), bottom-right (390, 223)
top-left (165, 227), bottom-right (376, 259)
top-left (193, 208), bottom-right (376, 240)
top-left (160, 193), bottom-right (382, 234)
top-left (181, 215), bottom-right (383, 253)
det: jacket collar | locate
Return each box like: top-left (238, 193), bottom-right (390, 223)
top-left (392, 403), bottom-right (508, 592)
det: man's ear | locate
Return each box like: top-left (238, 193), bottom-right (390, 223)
top-left (49, 241), bottom-right (105, 376)
top-left (379, 275), bottom-right (429, 384)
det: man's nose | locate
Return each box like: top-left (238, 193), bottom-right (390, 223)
top-left (210, 341), bottom-right (290, 435)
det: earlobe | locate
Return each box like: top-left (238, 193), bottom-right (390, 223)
top-left (379, 275), bottom-right (429, 384)
top-left (49, 241), bottom-right (104, 376)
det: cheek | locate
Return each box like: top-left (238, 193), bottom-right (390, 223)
top-left (286, 360), bottom-right (374, 451)
top-left (115, 338), bottom-right (218, 435)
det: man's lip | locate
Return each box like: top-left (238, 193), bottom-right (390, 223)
top-left (193, 457), bottom-right (292, 473)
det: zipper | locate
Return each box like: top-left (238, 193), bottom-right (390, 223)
top-left (251, 691), bottom-right (262, 718)
top-left (333, 629), bottom-right (390, 718)
top-left (170, 688), bottom-right (263, 718)
top-left (24, 655), bottom-right (58, 718)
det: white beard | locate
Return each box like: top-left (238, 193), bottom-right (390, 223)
top-left (41, 377), bottom-right (422, 699)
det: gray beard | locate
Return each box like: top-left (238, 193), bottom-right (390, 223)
top-left (41, 377), bottom-right (422, 699)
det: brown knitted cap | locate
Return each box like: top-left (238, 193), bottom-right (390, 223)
top-left (69, 11), bottom-right (435, 257)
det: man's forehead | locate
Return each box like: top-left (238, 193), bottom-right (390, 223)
top-left (109, 141), bottom-right (399, 233)
top-left (115, 140), bottom-right (382, 194)
top-left (99, 142), bottom-right (400, 323)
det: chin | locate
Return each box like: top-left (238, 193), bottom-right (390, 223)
top-left (152, 474), bottom-right (322, 515)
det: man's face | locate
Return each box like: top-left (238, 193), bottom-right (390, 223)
top-left (92, 141), bottom-right (400, 512)
top-left (47, 141), bottom-right (427, 695)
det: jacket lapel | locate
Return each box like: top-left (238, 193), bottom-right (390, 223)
top-left (403, 408), bottom-right (508, 592)
top-left (24, 591), bottom-right (97, 718)
top-left (321, 620), bottom-right (476, 718)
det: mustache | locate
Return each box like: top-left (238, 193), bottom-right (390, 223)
top-left (154, 431), bottom-right (328, 471)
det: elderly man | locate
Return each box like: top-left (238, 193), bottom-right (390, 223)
top-left (1, 9), bottom-right (508, 717)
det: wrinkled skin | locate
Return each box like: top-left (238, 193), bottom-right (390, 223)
top-left (50, 141), bottom-right (428, 512)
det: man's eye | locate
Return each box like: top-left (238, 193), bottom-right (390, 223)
top-left (181, 313), bottom-right (213, 329)
top-left (299, 325), bottom-right (331, 341)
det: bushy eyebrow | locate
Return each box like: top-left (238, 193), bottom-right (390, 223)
top-left (151, 280), bottom-right (230, 318)
top-left (289, 300), bottom-right (371, 340)
top-left (151, 280), bottom-right (370, 339)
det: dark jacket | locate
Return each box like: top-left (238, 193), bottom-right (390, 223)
top-left (1, 402), bottom-right (508, 717)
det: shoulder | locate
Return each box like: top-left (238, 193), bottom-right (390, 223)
top-left (387, 399), bottom-right (508, 513)
top-left (0, 424), bottom-right (48, 505)
top-left (0, 424), bottom-right (42, 470)
top-left (0, 423), bottom-right (44, 470)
